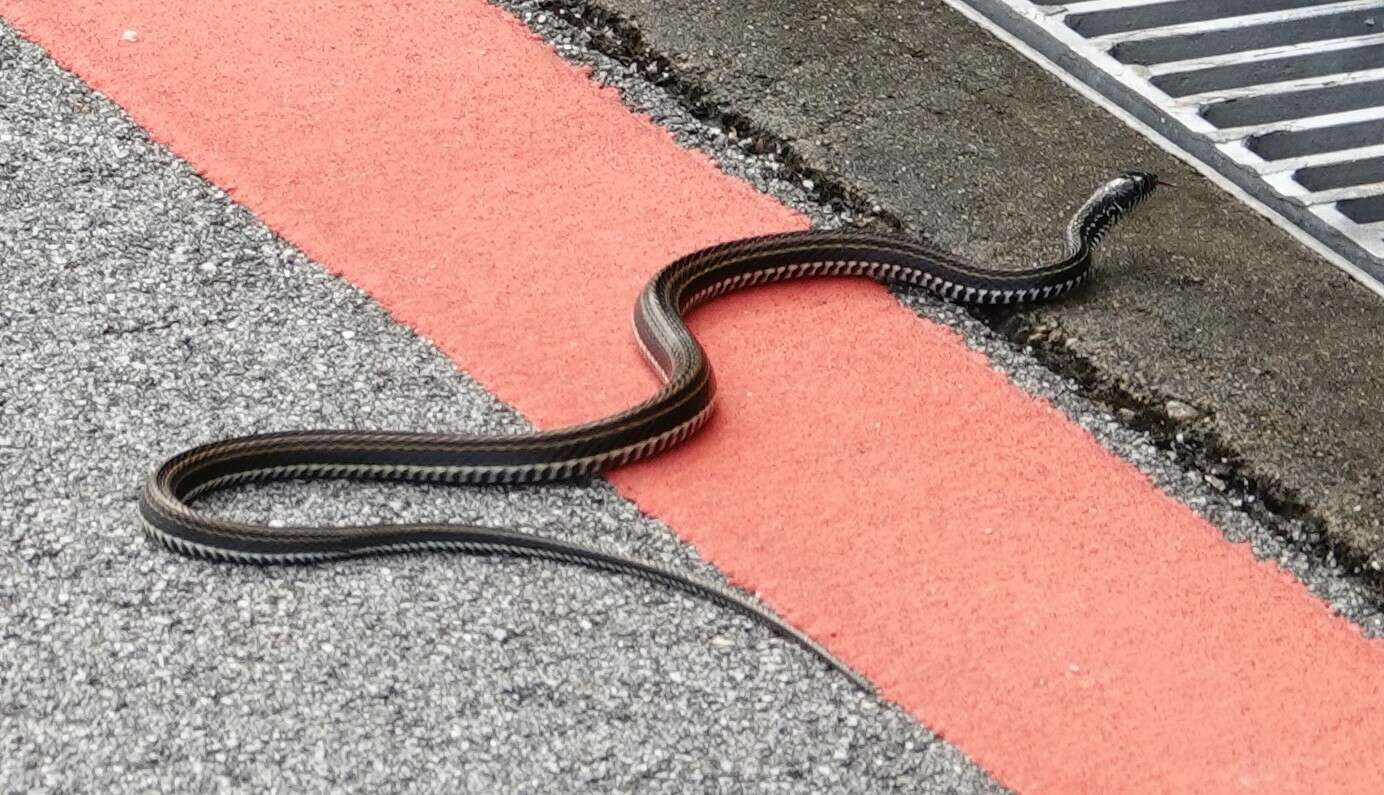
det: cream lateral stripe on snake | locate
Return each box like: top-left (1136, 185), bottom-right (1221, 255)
top-left (140, 172), bottom-right (1162, 692)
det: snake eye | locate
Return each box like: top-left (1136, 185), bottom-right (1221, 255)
top-left (1120, 171), bottom-right (1158, 192)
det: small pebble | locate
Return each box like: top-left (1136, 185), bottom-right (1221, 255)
top-left (1165, 400), bottom-right (1200, 422)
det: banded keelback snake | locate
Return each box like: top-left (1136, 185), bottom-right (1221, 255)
top-left (140, 172), bottom-right (1161, 691)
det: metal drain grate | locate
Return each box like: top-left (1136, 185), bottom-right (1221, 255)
top-left (943, 0), bottom-right (1384, 294)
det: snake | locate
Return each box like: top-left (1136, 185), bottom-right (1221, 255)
top-left (139, 171), bottom-right (1161, 692)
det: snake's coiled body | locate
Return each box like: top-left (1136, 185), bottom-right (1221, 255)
top-left (140, 173), bottom-right (1160, 691)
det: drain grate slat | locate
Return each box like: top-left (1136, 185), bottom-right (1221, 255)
top-left (1339, 194), bottom-right (1384, 222)
top-left (1296, 155), bottom-right (1384, 190)
top-left (1152, 41), bottom-right (1384, 97)
top-left (945, 0), bottom-right (1384, 293)
top-left (1202, 77), bottom-right (1384, 128)
top-left (1111, 6), bottom-right (1384, 66)
top-left (1068, 0), bottom-right (1342, 39)
top-left (1252, 117), bottom-right (1384, 160)
top-left (1298, 181), bottom-right (1384, 205)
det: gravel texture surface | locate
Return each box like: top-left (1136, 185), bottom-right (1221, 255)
top-left (0, 20), bottom-right (1001, 794)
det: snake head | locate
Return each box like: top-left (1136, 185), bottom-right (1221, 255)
top-left (1070, 170), bottom-right (1162, 249)
top-left (1119, 171), bottom-right (1164, 203)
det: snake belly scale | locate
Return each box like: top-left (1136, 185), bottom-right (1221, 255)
top-left (139, 172), bottom-right (1160, 692)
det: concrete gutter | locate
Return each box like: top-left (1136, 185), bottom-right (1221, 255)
top-left (522, 0), bottom-right (1384, 586)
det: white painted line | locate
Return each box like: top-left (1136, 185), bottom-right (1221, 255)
top-left (1252, 142), bottom-right (1384, 174)
top-left (1290, 182), bottom-right (1384, 205)
top-left (1320, 206), bottom-right (1384, 254)
top-left (1059, 0), bottom-right (1193, 15)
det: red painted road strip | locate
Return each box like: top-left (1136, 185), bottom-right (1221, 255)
top-left (10, 1), bottom-right (1384, 790)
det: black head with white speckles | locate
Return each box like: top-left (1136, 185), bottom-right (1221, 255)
top-left (1066, 171), bottom-right (1160, 253)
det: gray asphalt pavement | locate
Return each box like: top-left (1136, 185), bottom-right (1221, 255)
top-left (541, 0), bottom-right (1384, 584)
top-left (0, 21), bottom-right (1003, 794)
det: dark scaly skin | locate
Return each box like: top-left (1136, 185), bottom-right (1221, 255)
top-left (139, 171), bottom-right (1160, 690)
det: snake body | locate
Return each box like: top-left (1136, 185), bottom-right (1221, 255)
top-left (140, 172), bottom-right (1160, 690)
